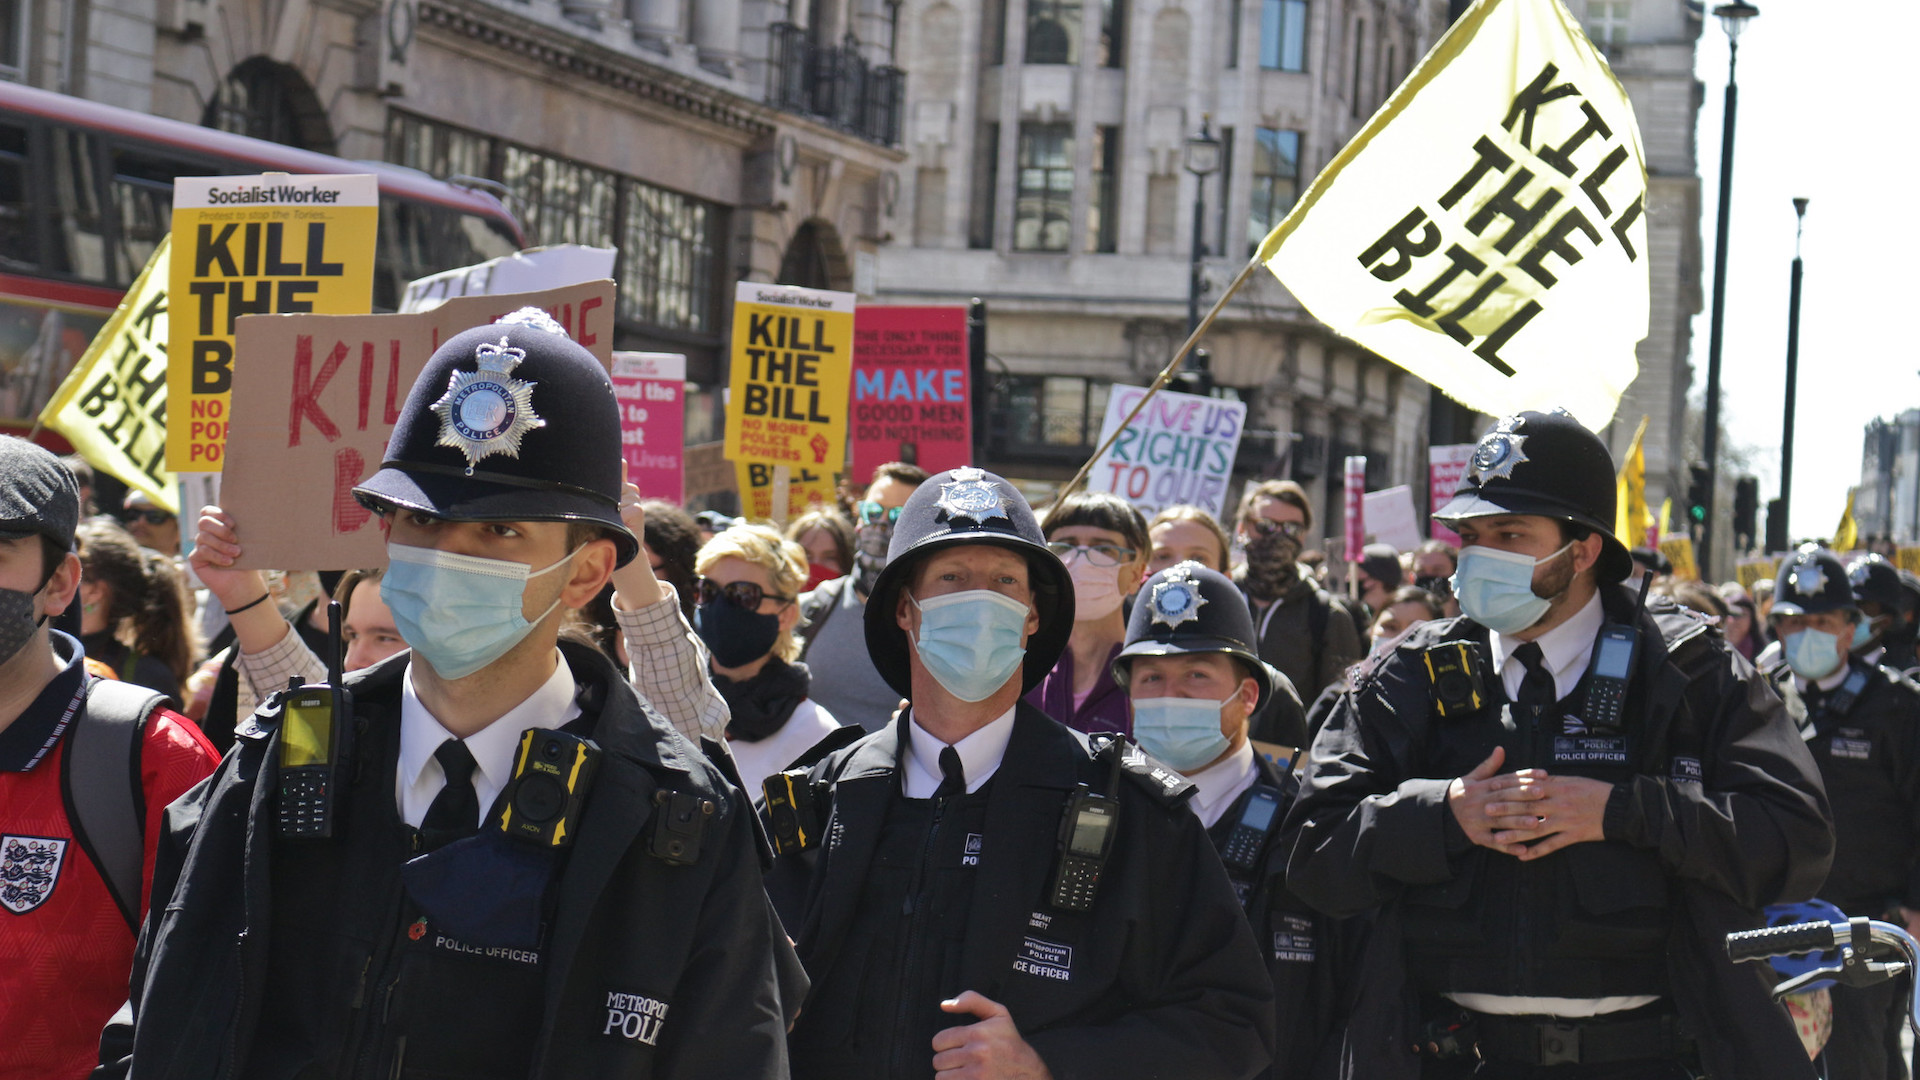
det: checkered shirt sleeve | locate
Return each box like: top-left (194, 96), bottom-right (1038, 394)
top-left (234, 625), bottom-right (326, 718)
top-left (617, 583), bottom-right (729, 743)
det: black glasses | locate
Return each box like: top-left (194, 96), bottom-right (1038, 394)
top-left (120, 509), bottom-right (174, 526)
top-left (695, 577), bottom-right (791, 611)
top-left (1045, 541), bottom-right (1137, 567)
top-left (857, 501), bottom-right (903, 526)
top-left (1246, 518), bottom-right (1306, 540)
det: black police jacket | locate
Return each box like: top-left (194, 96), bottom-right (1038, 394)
top-left (1772, 657), bottom-right (1920, 915)
top-left (95, 642), bottom-right (801, 1080)
top-left (1282, 585), bottom-right (1834, 1080)
top-left (789, 703), bottom-right (1277, 1080)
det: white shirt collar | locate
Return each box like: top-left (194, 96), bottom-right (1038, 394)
top-left (1792, 661), bottom-right (1853, 696)
top-left (1185, 740), bottom-right (1259, 829)
top-left (396, 654), bottom-right (582, 828)
top-left (1489, 591), bottom-right (1606, 702)
top-left (901, 707), bottom-right (1017, 799)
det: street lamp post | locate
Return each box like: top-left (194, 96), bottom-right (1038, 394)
top-left (1780, 197), bottom-right (1808, 540)
top-left (1699, 1), bottom-right (1758, 579)
top-left (1185, 117), bottom-right (1221, 336)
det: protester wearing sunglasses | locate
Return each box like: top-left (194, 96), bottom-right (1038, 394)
top-left (694, 523), bottom-right (842, 800)
top-left (1022, 491), bottom-right (1150, 737)
top-left (119, 489), bottom-right (178, 556)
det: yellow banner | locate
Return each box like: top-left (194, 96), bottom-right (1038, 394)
top-left (1734, 555), bottom-right (1779, 592)
top-left (167, 174), bottom-right (378, 469)
top-left (1897, 547), bottom-right (1920, 577)
top-left (1258, 0), bottom-right (1647, 431)
top-left (724, 281), bottom-right (854, 472)
top-left (1659, 535), bottom-right (1697, 582)
top-left (1614, 414), bottom-right (1648, 548)
top-left (735, 460), bottom-right (838, 523)
top-left (1833, 488), bottom-right (1859, 552)
top-left (38, 237), bottom-right (176, 510)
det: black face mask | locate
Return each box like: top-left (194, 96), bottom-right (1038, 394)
top-left (0, 587), bottom-right (43, 668)
top-left (695, 595), bottom-right (784, 669)
top-left (1241, 531), bottom-right (1302, 602)
top-left (853, 521), bottom-right (892, 596)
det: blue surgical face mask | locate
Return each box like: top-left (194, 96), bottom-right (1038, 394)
top-left (382, 542), bottom-right (578, 680)
top-left (1852, 616), bottom-right (1878, 653)
top-left (907, 589), bottom-right (1031, 702)
top-left (1784, 628), bottom-right (1845, 681)
top-left (1450, 541), bottom-right (1574, 635)
top-left (1132, 686), bottom-right (1243, 772)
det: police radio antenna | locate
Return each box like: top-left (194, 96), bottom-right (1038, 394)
top-left (326, 600), bottom-right (344, 687)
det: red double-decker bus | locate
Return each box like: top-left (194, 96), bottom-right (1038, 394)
top-left (0, 81), bottom-right (525, 446)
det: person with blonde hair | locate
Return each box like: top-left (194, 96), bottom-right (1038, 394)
top-left (696, 523), bottom-right (841, 797)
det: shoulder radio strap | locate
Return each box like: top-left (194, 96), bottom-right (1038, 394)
top-left (64, 678), bottom-right (167, 930)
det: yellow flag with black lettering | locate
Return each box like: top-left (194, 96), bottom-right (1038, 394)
top-left (1257, 0), bottom-right (1647, 431)
top-left (1614, 414), bottom-right (1648, 549)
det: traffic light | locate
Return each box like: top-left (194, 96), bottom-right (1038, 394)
top-left (1173, 348), bottom-right (1215, 397)
top-left (1733, 476), bottom-right (1759, 551)
top-left (1766, 498), bottom-right (1788, 554)
top-left (1686, 464), bottom-right (1710, 539)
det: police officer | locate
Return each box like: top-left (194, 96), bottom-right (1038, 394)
top-left (1847, 553), bottom-right (1918, 672)
top-left (101, 311), bottom-right (799, 1078)
top-left (1767, 546), bottom-right (1920, 1080)
top-left (1283, 409), bottom-right (1834, 1080)
top-left (1113, 562), bottom-right (1350, 1079)
top-left (778, 467), bottom-right (1275, 1080)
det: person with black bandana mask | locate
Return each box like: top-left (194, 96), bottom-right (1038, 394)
top-left (1229, 479), bottom-right (1363, 745)
top-left (693, 523), bottom-right (842, 798)
top-left (798, 461), bottom-right (929, 730)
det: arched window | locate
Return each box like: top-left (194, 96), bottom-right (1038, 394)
top-left (203, 58), bottom-right (337, 154)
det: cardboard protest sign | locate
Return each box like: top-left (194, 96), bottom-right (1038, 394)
top-left (1735, 555), bottom-right (1780, 592)
top-left (38, 236), bottom-right (176, 509)
top-left (219, 281), bottom-right (616, 570)
top-left (735, 459), bottom-right (836, 522)
top-left (1659, 535), bottom-right (1698, 582)
top-left (167, 174), bottom-right (379, 469)
top-left (1258, 0), bottom-right (1648, 430)
top-left (850, 306), bottom-right (971, 480)
top-left (1428, 443), bottom-right (1475, 544)
top-left (1898, 548), bottom-right (1920, 578)
top-left (1362, 485), bottom-right (1424, 552)
top-left (611, 352), bottom-right (686, 505)
top-left (1086, 384), bottom-right (1245, 520)
top-left (724, 282), bottom-right (854, 471)
top-left (400, 245), bottom-right (617, 313)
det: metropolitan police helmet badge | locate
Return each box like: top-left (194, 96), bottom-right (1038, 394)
top-left (1147, 561), bottom-right (1209, 629)
top-left (1789, 558), bottom-right (1827, 598)
top-left (1467, 425), bottom-right (1529, 484)
top-left (935, 466), bottom-right (1009, 526)
top-left (430, 334), bottom-right (547, 474)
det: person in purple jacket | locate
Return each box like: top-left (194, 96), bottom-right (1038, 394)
top-left (1025, 492), bottom-right (1149, 736)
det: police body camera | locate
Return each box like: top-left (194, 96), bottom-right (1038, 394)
top-left (498, 729), bottom-right (601, 848)
top-left (275, 601), bottom-right (355, 840)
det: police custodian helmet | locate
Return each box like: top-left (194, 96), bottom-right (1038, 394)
top-left (1112, 561), bottom-right (1278, 708)
top-left (354, 309), bottom-right (639, 566)
top-left (1434, 408), bottom-right (1633, 584)
top-left (1848, 553), bottom-right (1912, 617)
top-left (864, 467), bottom-right (1075, 700)
top-left (1771, 546), bottom-right (1858, 618)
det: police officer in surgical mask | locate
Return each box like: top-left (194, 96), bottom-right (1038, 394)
top-left (774, 467), bottom-right (1275, 1080)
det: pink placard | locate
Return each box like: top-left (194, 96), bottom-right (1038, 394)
top-left (1429, 443), bottom-right (1476, 544)
top-left (850, 306), bottom-right (972, 482)
top-left (611, 352), bottom-right (686, 505)
top-left (1343, 456), bottom-right (1367, 558)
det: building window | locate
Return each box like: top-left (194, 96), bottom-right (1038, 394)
top-left (1350, 18), bottom-right (1365, 116)
top-left (1098, 0), bottom-right (1125, 67)
top-left (1001, 375), bottom-right (1109, 449)
top-left (983, 0), bottom-right (1008, 64)
top-left (1260, 0), bottom-right (1307, 71)
top-left (1213, 126), bottom-right (1234, 257)
top-left (1013, 123), bottom-right (1073, 252)
top-left (502, 147), bottom-right (620, 250)
top-left (1026, 0), bottom-right (1081, 65)
top-left (0, 0), bottom-right (24, 81)
top-left (1227, 0), bottom-right (1242, 68)
top-left (203, 58), bottom-right (338, 154)
top-left (1586, 1), bottom-right (1629, 48)
top-left (1383, 44), bottom-right (1396, 99)
top-left (1086, 126), bottom-right (1119, 253)
top-left (970, 122), bottom-right (1000, 250)
top-left (1248, 128), bottom-right (1301, 254)
top-left (624, 184), bottom-right (719, 334)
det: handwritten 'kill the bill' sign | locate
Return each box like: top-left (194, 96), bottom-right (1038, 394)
top-left (1086, 384), bottom-right (1246, 521)
top-left (220, 281), bottom-right (615, 570)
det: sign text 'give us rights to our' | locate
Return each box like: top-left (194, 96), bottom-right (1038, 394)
top-left (167, 173), bottom-right (377, 469)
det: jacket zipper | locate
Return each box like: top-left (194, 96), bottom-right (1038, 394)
top-left (219, 931), bottom-right (247, 1080)
top-left (890, 791), bottom-right (950, 1077)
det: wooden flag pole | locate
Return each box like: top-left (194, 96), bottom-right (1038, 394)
top-left (1050, 255), bottom-right (1267, 507)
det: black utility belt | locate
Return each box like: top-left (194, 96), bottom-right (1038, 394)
top-left (1471, 1006), bottom-right (1684, 1067)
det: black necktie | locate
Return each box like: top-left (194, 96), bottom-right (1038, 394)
top-left (421, 738), bottom-right (480, 852)
top-left (1513, 642), bottom-right (1556, 718)
top-left (935, 746), bottom-right (966, 801)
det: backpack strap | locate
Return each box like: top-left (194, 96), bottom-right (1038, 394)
top-left (63, 678), bottom-right (167, 930)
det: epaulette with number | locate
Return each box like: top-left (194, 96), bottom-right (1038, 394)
top-left (1094, 735), bottom-right (1196, 807)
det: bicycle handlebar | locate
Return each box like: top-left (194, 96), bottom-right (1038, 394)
top-left (1725, 920), bottom-right (1840, 963)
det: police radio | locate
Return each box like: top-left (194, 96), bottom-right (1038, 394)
top-left (498, 729), bottom-right (601, 848)
top-left (1585, 573), bottom-right (1654, 732)
top-left (275, 601), bottom-right (354, 839)
top-left (1220, 786), bottom-right (1283, 873)
top-left (1050, 781), bottom-right (1117, 913)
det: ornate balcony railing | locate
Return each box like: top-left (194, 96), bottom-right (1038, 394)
top-left (766, 22), bottom-right (903, 147)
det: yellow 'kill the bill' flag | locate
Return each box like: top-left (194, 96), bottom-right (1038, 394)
top-left (1257, 0), bottom-right (1648, 432)
top-left (1834, 488), bottom-right (1859, 552)
top-left (1614, 414), bottom-right (1649, 549)
top-left (38, 236), bottom-right (177, 511)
